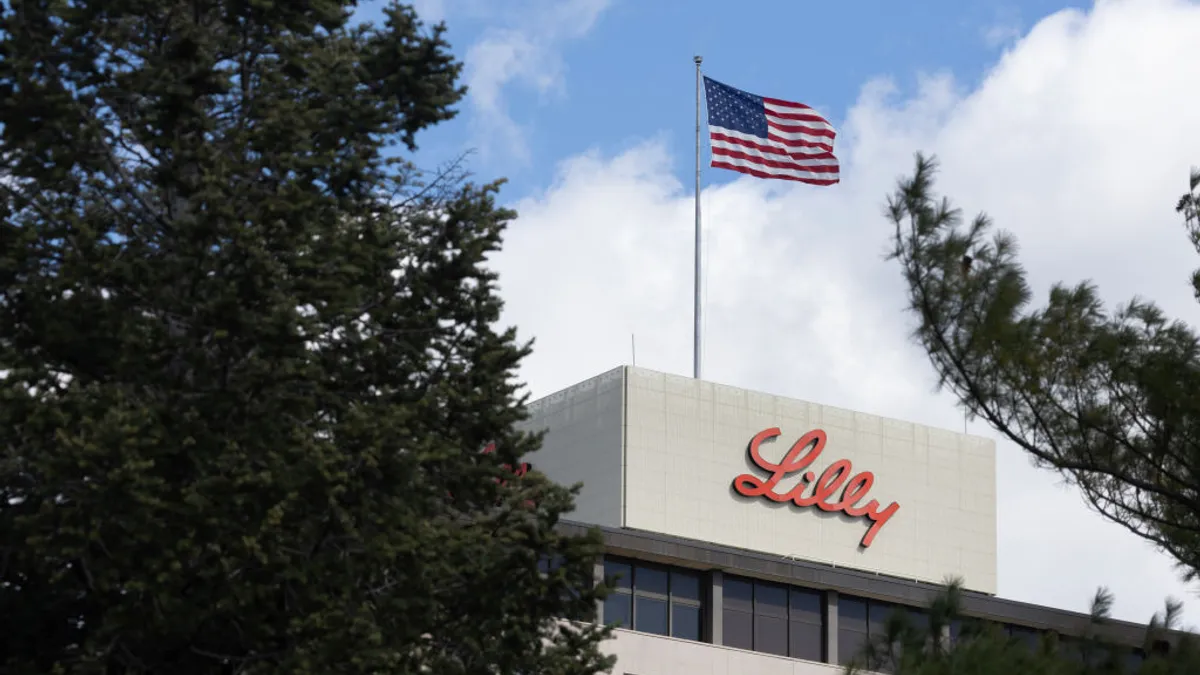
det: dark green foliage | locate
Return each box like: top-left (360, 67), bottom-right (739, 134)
top-left (845, 581), bottom-right (1200, 675)
top-left (885, 154), bottom-right (1200, 582)
top-left (0, 1), bottom-right (612, 674)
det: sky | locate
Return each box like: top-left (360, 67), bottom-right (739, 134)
top-left (357, 0), bottom-right (1200, 626)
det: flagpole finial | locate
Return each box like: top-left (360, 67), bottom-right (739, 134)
top-left (694, 55), bottom-right (702, 65)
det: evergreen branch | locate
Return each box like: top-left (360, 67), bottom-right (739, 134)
top-left (888, 152), bottom-right (1200, 579)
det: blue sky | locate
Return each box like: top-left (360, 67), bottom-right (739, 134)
top-left (355, 0), bottom-right (1085, 199)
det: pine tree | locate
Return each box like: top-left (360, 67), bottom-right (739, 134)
top-left (844, 581), bottom-right (1200, 675)
top-left (0, 1), bottom-right (612, 673)
top-left (885, 154), bottom-right (1200, 581)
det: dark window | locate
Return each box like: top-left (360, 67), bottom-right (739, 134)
top-left (756, 582), bottom-right (790, 655)
top-left (756, 613), bottom-right (789, 656)
top-left (669, 569), bottom-right (703, 640)
top-left (907, 608), bottom-right (930, 633)
top-left (638, 566), bottom-right (669, 595)
top-left (1126, 648), bottom-right (1146, 673)
top-left (539, 554), bottom-right (586, 621)
top-left (838, 597), bottom-right (868, 666)
top-left (838, 595), bottom-right (923, 669)
top-left (789, 587), bottom-right (825, 661)
top-left (537, 554), bottom-right (565, 574)
top-left (723, 577), bottom-right (754, 649)
top-left (1008, 624), bottom-right (1041, 651)
top-left (790, 588), bottom-right (823, 623)
top-left (672, 603), bottom-right (702, 641)
top-left (604, 593), bottom-right (631, 628)
top-left (724, 604), bottom-right (754, 650)
top-left (790, 621), bottom-right (824, 662)
top-left (724, 577), bottom-right (754, 611)
top-left (603, 557), bottom-right (705, 642)
top-left (869, 600), bottom-right (894, 637)
top-left (672, 571), bottom-right (702, 602)
top-left (724, 575), bottom-right (826, 662)
top-left (605, 560), bottom-right (631, 590)
top-left (757, 583), bottom-right (788, 617)
top-left (634, 595), bottom-right (668, 635)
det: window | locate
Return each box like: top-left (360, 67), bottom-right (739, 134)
top-left (837, 596), bottom-right (868, 666)
top-left (723, 577), bottom-right (754, 650)
top-left (789, 587), bottom-right (825, 662)
top-left (602, 558), bottom-right (704, 641)
top-left (536, 554), bottom-right (589, 621)
top-left (838, 595), bottom-right (922, 668)
top-left (1006, 624), bottom-right (1042, 651)
top-left (1125, 648), bottom-right (1146, 672)
top-left (723, 575), bottom-right (826, 661)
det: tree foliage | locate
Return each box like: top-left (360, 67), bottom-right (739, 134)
top-left (0, 1), bottom-right (611, 673)
top-left (886, 153), bottom-right (1200, 580)
top-left (845, 581), bottom-right (1200, 675)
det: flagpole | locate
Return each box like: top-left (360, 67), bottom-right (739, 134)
top-left (693, 55), bottom-right (703, 380)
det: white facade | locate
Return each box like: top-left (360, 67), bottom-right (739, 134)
top-left (604, 628), bottom-right (846, 675)
top-left (522, 366), bottom-right (998, 595)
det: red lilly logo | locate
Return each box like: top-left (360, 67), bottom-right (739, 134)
top-left (732, 428), bottom-right (900, 548)
top-left (482, 442), bottom-right (531, 484)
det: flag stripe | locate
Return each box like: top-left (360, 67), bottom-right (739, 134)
top-left (712, 159), bottom-right (840, 185)
top-left (709, 133), bottom-right (839, 168)
top-left (765, 108), bottom-right (834, 125)
top-left (709, 128), bottom-right (832, 157)
top-left (767, 120), bottom-right (836, 139)
top-left (711, 146), bottom-right (840, 174)
top-left (703, 76), bottom-right (839, 184)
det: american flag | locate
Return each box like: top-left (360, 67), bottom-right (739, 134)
top-left (703, 76), bottom-right (839, 185)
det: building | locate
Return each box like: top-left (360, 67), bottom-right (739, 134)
top-left (520, 366), bottom-right (1176, 674)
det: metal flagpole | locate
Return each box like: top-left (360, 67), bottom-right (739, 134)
top-left (693, 55), bottom-right (703, 380)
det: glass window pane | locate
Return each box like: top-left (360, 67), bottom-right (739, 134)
top-left (790, 620), bottom-right (824, 661)
top-left (839, 596), bottom-right (868, 633)
top-left (756, 582), bottom-right (788, 618)
top-left (605, 560), bottom-right (631, 590)
top-left (636, 566), bottom-right (669, 596)
top-left (672, 603), bottom-right (702, 641)
top-left (1057, 636), bottom-right (1083, 664)
top-left (1126, 649), bottom-right (1145, 673)
top-left (538, 554), bottom-right (564, 573)
top-left (789, 588), bottom-right (823, 625)
top-left (604, 593), bottom-right (631, 628)
top-left (1010, 625), bottom-right (1040, 650)
top-left (671, 570), bottom-right (702, 603)
top-left (838, 629), bottom-right (868, 665)
top-left (869, 600), bottom-right (894, 638)
top-left (907, 608), bottom-right (929, 632)
top-left (755, 615), bottom-right (788, 656)
top-left (724, 576), bottom-right (754, 612)
top-left (635, 595), bottom-right (668, 635)
top-left (723, 608), bottom-right (753, 650)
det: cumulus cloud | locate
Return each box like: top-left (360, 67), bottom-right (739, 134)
top-left (981, 5), bottom-right (1024, 48)
top-left (491, 0), bottom-right (1200, 624)
top-left (462, 0), bottom-right (612, 163)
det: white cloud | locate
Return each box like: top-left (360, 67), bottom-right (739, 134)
top-left (492, 0), bottom-right (1200, 625)
top-left (982, 5), bottom-right (1024, 48)
top-left (462, 0), bottom-right (612, 163)
top-left (409, 0), bottom-right (446, 24)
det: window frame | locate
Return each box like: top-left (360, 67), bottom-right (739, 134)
top-left (724, 575), bottom-right (827, 662)
top-left (603, 557), bottom-right (705, 642)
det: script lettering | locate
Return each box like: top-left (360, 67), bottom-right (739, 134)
top-left (732, 427), bottom-right (900, 548)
